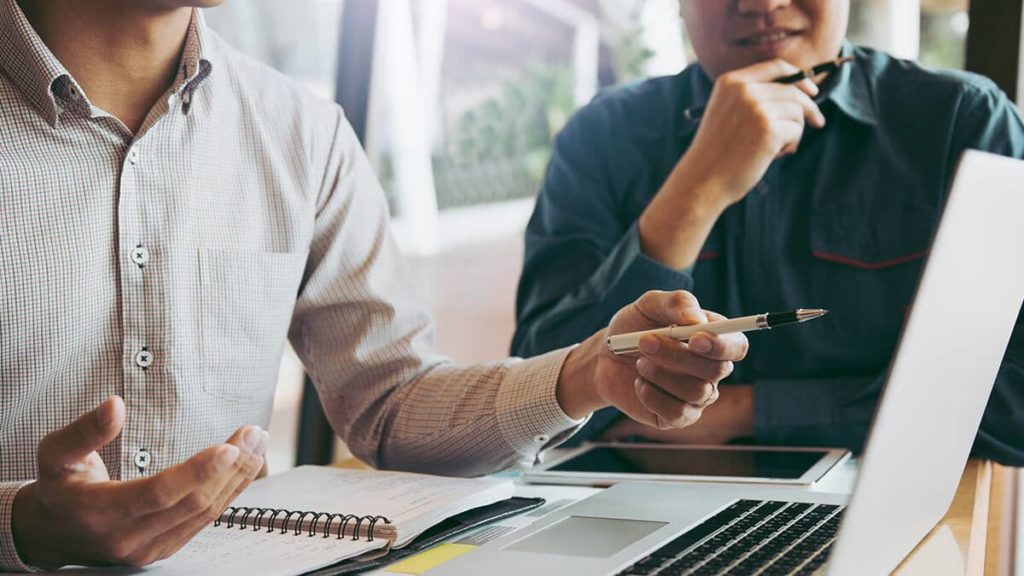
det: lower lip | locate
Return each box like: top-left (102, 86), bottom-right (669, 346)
top-left (737, 34), bottom-right (800, 56)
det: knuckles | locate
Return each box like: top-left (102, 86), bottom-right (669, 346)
top-left (183, 491), bottom-right (213, 516)
top-left (711, 361), bottom-right (734, 383)
top-left (141, 487), bottom-right (176, 511)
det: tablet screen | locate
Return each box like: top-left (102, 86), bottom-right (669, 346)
top-left (548, 446), bottom-right (829, 479)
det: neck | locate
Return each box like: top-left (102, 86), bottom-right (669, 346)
top-left (17, 0), bottom-right (193, 134)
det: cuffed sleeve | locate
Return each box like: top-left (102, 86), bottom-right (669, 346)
top-left (495, 347), bottom-right (589, 463)
top-left (0, 481), bottom-right (33, 572)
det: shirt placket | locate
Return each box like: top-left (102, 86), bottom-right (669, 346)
top-left (118, 135), bottom-right (158, 479)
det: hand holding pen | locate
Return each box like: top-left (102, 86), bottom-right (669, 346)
top-left (667, 57), bottom-right (852, 209)
top-left (607, 309), bottom-right (828, 355)
top-left (637, 56), bottom-right (853, 271)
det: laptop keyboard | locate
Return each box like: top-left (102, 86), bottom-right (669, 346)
top-left (618, 499), bottom-right (845, 576)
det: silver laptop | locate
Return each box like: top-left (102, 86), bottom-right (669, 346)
top-left (432, 150), bottom-right (1024, 576)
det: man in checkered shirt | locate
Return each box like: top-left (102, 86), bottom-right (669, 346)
top-left (0, 0), bottom-right (749, 570)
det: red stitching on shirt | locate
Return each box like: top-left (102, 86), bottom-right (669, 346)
top-left (697, 251), bottom-right (720, 261)
top-left (811, 250), bottom-right (929, 269)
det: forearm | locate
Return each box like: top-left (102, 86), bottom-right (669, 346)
top-left (638, 158), bottom-right (729, 270)
top-left (345, 349), bottom-right (588, 476)
top-left (556, 332), bottom-right (605, 419)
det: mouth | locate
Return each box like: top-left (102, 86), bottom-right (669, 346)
top-left (734, 28), bottom-right (804, 48)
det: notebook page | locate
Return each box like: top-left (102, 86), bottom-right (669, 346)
top-left (136, 521), bottom-right (383, 576)
top-left (230, 466), bottom-right (513, 546)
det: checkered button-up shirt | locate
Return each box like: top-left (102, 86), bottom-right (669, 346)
top-left (0, 3), bottom-right (583, 570)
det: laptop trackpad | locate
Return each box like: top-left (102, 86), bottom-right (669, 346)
top-left (504, 516), bottom-right (668, 558)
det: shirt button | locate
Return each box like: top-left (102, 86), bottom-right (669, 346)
top-left (127, 148), bottom-right (139, 165)
top-left (533, 434), bottom-right (550, 444)
top-left (131, 245), bottom-right (150, 267)
top-left (756, 181), bottom-right (769, 194)
top-left (135, 348), bottom-right (154, 369)
top-left (134, 449), bottom-right (152, 470)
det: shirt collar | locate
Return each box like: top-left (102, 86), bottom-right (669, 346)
top-left (676, 39), bottom-right (879, 135)
top-left (173, 10), bottom-right (214, 101)
top-left (820, 41), bottom-right (878, 127)
top-left (0, 0), bottom-right (215, 126)
top-left (0, 0), bottom-right (85, 125)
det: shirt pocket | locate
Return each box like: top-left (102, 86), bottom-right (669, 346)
top-left (808, 204), bottom-right (937, 347)
top-left (809, 206), bottom-right (934, 270)
top-left (198, 247), bottom-right (308, 403)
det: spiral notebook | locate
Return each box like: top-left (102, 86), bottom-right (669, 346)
top-left (139, 466), bottom-right (519, 575)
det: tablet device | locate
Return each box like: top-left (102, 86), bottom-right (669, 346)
top-left (522, 442), bottom-right (850, 486)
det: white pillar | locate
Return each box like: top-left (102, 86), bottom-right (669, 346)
top-left (573, 19), bottom-right (600, 106)
top-left (520, 0), bottom-right (601, 107)
top-left (872, 0), bottom-right (920, 60)
top-left (641, 0), bottom-right (688, 77)
top-left (417, 0), bottom-right (448, 148)
top-left (377, 0), bottom-right (441, 255)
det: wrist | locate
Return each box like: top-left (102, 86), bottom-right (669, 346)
top-left (638, 172), bottom-right (726, 270)
top-left (556, 333), bottom-right (606, 420)
top-left (12, 483), bottom-right (55, 570)
top-left (721, 383), bottom-right (755, 438)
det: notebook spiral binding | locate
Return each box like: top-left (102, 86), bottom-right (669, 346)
top-left (214, 506), bottom-right (391, 542)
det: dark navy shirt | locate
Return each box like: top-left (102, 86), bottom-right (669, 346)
top-left (512, 44), bottom-right (1024, 464)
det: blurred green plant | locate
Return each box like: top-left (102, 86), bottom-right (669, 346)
top-left (433, 63), bottom-right (575, 209)
top-left (609, 4), bottom-right (655, 83)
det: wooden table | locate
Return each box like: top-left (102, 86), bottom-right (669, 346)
top-left (894, 460), bottom-right (1017, 575)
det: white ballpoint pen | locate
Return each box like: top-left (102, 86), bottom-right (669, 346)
top-left (606, 309), bottom-right (828, 355)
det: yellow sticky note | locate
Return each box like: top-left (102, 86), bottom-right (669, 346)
top-left (387, 543), bottom-right (478, 575)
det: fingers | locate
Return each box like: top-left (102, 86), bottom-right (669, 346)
top-left (759, 84), bottom-right (825, 129)
top-left (140, 429), bottom-right (267, 563)
top-left (638, 334), bottom-right (735, 378)
top-left (101, 427), bottom-right (268, 566)
top-left (37, 396), bottom-right (125, 479)
top-left (636, 356), bottom-right (724, 405)
top-left (634, 378), bottom-right (706, 429)
top-left (688, 330), bottom-right (749, 362)
top-left (637, 364), bottom-right (716, 406)
top-left (110, 444), bottom-right (239, 518)
top-left (788, 86), bottom-right (826, 128)
top-left (727, 58), bottom-right (804, 82)
top-left (633, 290), bottom-right (707, 328)
top-left (116, 425), bottom-right (264, 516)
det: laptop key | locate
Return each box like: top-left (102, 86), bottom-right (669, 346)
top-left (648, 503), bottom-right (750, 559)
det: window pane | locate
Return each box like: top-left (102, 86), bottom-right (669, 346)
top-left (848, 0), bottom-right (970, 69)
top-left (205, 0), bottom-right (345, 99)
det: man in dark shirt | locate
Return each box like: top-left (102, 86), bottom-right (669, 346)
top-left (512, 0), bottom-right (1024, 463)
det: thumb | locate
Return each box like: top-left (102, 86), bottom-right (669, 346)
top-left (634, 290), bottom-right (708, 328)
top-left (37, 396), bottom-right (125, 479)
